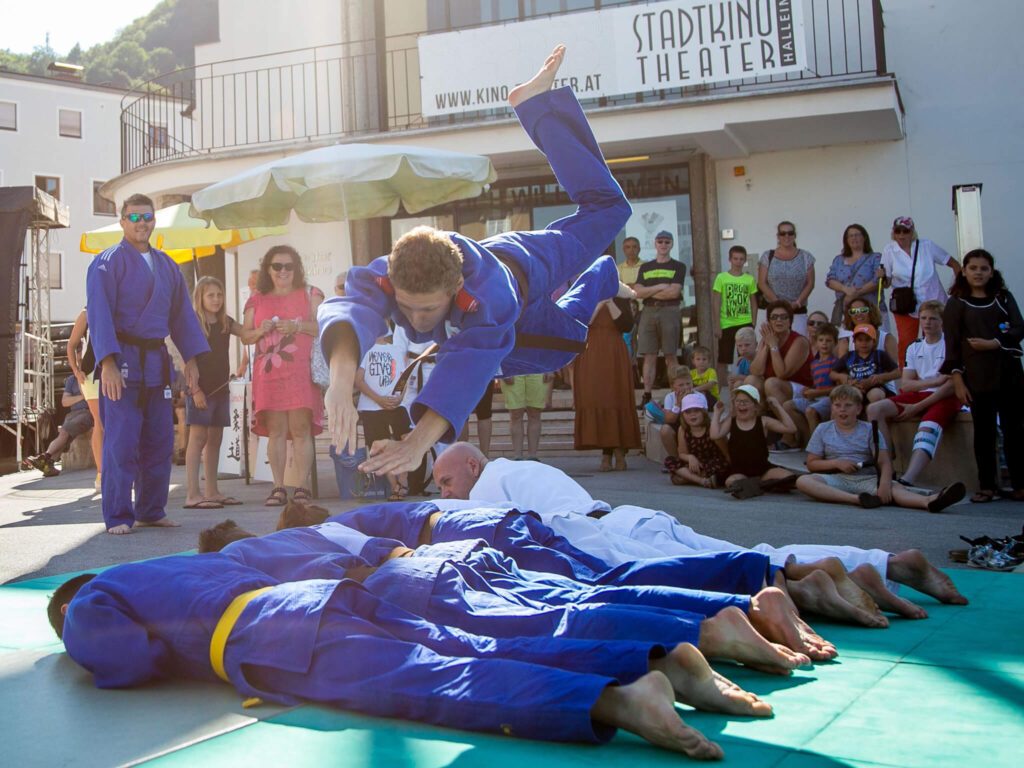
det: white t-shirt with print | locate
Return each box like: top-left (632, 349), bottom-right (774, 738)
top-left (904, 335), bottom-right (946, 389)
top-left (357, 336), bottom-right (409, 411)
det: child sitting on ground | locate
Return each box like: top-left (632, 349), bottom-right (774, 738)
top-left (689, 345), bottom-right (719, 408)
top-left (796, 385), bottom-right (964, 512)
top-left (727, 326), bottom-right (758, 390)
top-left (785, 322), bottom-right (839, 446)
top-left (830, 324), bottom-right (899, 404)
top-left (710, 384), bottom-right (799, 498)
top-left (670, 393), bottom-right (730, 488)
top-left (657, 366), bottom-right (695, 465)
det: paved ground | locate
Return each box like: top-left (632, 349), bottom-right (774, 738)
top-left (2, 451), bottom-right (1022, 584)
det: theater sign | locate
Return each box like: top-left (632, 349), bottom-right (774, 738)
top-left (419, 0), bottom-right (807, 117)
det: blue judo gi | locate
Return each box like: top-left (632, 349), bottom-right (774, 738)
top-left (63, 554), bottom-right (663, 743)
top-left (318, 86), bottom-right (628, 439)
top-left (86, 240), bottom-right (208, 529)
top-left (329, 502), bottom-right (774, 595)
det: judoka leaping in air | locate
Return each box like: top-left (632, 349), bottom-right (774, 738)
top-left (319, 45), bottom-right (632, 477)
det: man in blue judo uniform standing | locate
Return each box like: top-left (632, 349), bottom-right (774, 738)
top-left (319, 45), bottom-right (631, 476)
top-left (86, 193), bottom-right (209, 534)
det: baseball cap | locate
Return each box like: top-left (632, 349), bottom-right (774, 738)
top-left (852, 323), bottom-right (877, 340)
top-left (733, 384), bottom-right (760, 403)
top-left (892, 216), bottom-right (915, 231)
top-left (655, 230), bottom-right (674, 242)
top-left (681, 393), bottom-right (708, 411)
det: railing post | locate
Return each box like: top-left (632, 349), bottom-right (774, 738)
top-left (872, 0), bottom-right (888, 75)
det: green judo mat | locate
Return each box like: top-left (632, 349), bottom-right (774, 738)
top-left (3, 568), bottom-right (1021, 767)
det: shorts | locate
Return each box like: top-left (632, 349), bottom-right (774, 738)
top-left (501, 374), bottom-right (547, 411)
top-left (637, 305), bottom-right (682, 356)
top-left (474, 381), bottom-right (495, 421)
top-left (890, 390), bottom-right (962, 427)
top-left (360, 407), bottom-right (413, 448)
top-left (80, 376), bottom-right (100, 401)
top-left (186, 389), bottom-right (230, 427)
top-left (61, 409), bottom-right (94, 438)
top-left (809, 472), bottom-right (878, 495)
top-left (792, 395), bottom-right (832, 419)
top-left (718, 323), bottom-right (753, 364)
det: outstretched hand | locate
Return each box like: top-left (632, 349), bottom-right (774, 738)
top-left (326, 381), bottom-right (359, 454)
top-left (360, 438), bottom-right (426, 476)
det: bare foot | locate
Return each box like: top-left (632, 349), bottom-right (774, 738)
top-left (651, 643), bottom-right (773, 717)
top-left (748, 587), bottom-right (837, 661)
top-left (787, 570), bottom-right (889, 628)
top-left (106, 524), bottom-right (133, 535)
top-left (698, 606), bottom-right (811, 675)
top-left (133, 517), bottom-right (181, 529)
top-left (509, 45), bottom-right (566, 107)
top-left (849, 563), bottom-right (928, 619)
top-left (592, 672), bottom-right (723, 760)
top-left (887, 549), bottom-right (968, 605)
top-left (785, 557), bottom-right (879, 617)
top-left (617, 281), bottom-right (637, 300)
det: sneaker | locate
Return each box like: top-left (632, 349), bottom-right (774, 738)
top-left (41, 459), bottom-right (61, 478)
top-left (24, 454), bottom-right (47, 472)
top-left (768, 440), bottom-right (800, 453)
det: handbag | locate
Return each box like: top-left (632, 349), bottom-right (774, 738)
top-left (888, 240), bottom-right (919, 315)
top-left (755, 250), bottom-right (774, 309)
top-left (307, 287), bottom-right (331, 388)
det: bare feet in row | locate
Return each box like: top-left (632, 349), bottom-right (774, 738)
top-left (849, 563), bottom-right (928, 620)
top-left (509, 45), bottom-right (566, 107)
top-left (787, 569), bottom-right (889, 628)
top-left (785, 557), bottom-right (880, 618)
top-left (887, 549), bottom-right (968, 605)
top-left (699, 605), bottom-right (811, 675)
top-left (650, 642), bottom-right (773, 717)
top-left (593, 671), bottom-right (724, 760)
top-left (748, 587), bottom-right (837, 661)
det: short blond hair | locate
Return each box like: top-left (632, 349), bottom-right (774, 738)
top-left (917, 299), bottom-right (943, 318)
top-left (671, 365), bottom-right (692, 382)
top-left (830, 384), bottom-right (863, 404)
top-left (388, 226), bottom-right (463, 294)
top-left (735, 327), bottom-right (756, 344)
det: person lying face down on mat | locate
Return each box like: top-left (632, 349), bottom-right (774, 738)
top-left (50, 552), bottom-right (742, 760)
top-left (312, 502), bottom-right (835, 662)
top-left (318, 46), bottom-right (632, 480)
top-left (199, 517), bottom-right (817, 672)
top-left (430, 442), bottom-right (968, 623)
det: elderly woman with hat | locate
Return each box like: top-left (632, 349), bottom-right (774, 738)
top-left (880, 216), bottom-right (961, 367)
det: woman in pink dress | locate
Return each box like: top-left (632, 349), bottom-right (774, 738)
top-left (243, 245), bottom-right (324, 506)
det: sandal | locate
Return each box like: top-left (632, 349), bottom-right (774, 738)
top-left (728, 477), bottom-right (764, 500)
top-left (388, 482), bottom-right (408, 502)
top-left (928, 482), bottom-right (966, 513)
top-left (292, 487), bottom-right (313, 503)
top-left (970, 490), bottom-right (997, 504)
top-left (264, 487), bottom-right (288, 507)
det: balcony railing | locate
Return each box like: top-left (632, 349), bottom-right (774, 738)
top-left (121, 0), bottom-right (888, 174)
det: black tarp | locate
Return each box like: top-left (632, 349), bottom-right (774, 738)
top-left (0, 188), bottom-right (35, 420)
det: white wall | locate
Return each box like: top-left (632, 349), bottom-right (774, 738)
top-left (715, 0), bottom-right (1024, 314)
top-left (0, 74), bottom-right (125, 322)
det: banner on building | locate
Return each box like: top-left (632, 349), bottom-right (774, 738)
top-left (419, 0), bottom-right (806, 117)
top-left (217, 378), bottom-right (247, 477)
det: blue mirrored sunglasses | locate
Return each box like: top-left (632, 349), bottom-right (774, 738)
top-left (124, 212), bottom-right (155, 223)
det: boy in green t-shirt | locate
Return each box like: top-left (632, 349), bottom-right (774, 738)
top-left (712, 245), bottom-right (758, 383)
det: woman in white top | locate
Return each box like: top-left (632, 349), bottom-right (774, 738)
top-left (879, 216), bottom-right (961, 368)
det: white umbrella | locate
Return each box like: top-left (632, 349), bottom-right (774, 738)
top-left (189, 143), bottom-right (498, 228)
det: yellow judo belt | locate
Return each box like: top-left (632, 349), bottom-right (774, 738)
top-left (209, 587), bottom-right (272, 683)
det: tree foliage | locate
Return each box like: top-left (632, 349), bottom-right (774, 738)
top-left (0, 0), bottom-right (218, 88)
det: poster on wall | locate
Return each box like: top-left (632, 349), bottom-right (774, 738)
top-left (419, 0), bottom-right (806, 117)
top-left (624, 199), bottom-right (679, 262)
top-left (217, 378), bottom-right (247, 478)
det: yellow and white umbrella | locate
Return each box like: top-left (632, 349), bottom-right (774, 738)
top-left (80, 202), bottom-right (286, 264)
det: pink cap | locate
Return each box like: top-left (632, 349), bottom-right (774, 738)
top-left (681, 393), bottom-right (708, 411)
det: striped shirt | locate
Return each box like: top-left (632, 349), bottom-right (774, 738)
top-left (810, 354), bottom-right (837, 387)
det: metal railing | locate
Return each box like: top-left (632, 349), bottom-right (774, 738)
top-left (121, 0), bottom-right (888, 173)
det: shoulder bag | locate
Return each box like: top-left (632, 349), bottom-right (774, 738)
top-left (889, 241), bottom-right (919, 315)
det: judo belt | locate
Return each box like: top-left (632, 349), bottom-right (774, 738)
top-left (115, 331), bottom-right (170, 407)
top-left (209, 586), bottom-right (272, 683)
top-left (392, 343), bottom-right (439, 399)
top-left (493, 252), bottom-right (586, 355)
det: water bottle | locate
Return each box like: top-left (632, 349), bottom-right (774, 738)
top-left (120, 361), bottom-right (129, 384)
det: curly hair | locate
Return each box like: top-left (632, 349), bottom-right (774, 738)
top-left (388, 226), bottom-right (463, 294)
top-left (197, 519), bottom-right (256, 553)
top-left (765, 299), bottom-right (794, 322)
top-left (257, 245), bottom-right (308, 294)
top-left (843, 298), bottom-right (883, 330)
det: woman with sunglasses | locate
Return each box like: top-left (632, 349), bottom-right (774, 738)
top-left (880, 216), bottom-right (961, 368)
top-left (940, 249), bottom-right (1024, 502)
top-left (757, 221), bottom-right (815, 335)
top-left (243, 245), bottom-right (325, 506)
top-left (825, 224), bottom-right (888, 330)
top-left (833, 298), bottom-right (898, 362)
top-left (804, 311), bottom-right (829, 344)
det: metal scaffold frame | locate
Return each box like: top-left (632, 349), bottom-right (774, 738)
top-left (0, 187), bottom-right (69, 466)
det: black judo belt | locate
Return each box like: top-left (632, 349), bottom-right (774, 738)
top-left (116, 331), bottom-right (170, 407)
top-left (492, 252), bottom-right (587, 355)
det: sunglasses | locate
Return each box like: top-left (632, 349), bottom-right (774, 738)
top-left (123, 212), bottom-right (155, 223)
top-left (893, 227), bottom-right (911, 234)
top-left (807, 319), bottom-right (825, 327)
top-left (849, 306), bottom-right (871, 315)
top-left (270, 262), bottom-right (295, 272)
top-left (777, 230), bottom-right (796, 237)
top-left (655, 239), bottom-right (672, 244)
top-left (768, 313), bottom-right (790, 321)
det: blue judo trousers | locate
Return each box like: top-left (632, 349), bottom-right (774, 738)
top-left (329, 502), bottom-right (774, 594)
top-left (318, 86), bottom-right (627, 439)
top-left (63, 554), bottom-right (668, 743)
top-left (86, 240), bottom-right (208, 529)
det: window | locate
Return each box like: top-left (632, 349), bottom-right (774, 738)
top-left (92, 181), bottom-right (116, 216)
top-left (0, 101), bottom-right (15, 131)
top-left (147, 124), bottom-right (169, 148)
top-left (47, 252), bottom-right (63, 290)
top-left (59, 109), bottom-right (82, 138)
top-left (35, 175), bottom-right (61, 200)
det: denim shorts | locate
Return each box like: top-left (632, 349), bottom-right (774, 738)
top-left (186, 389), bottom-right (230, 427)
